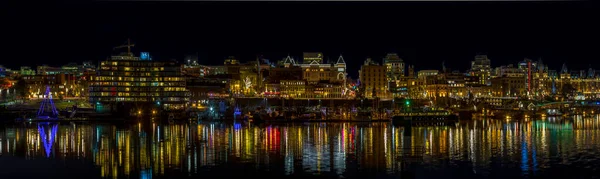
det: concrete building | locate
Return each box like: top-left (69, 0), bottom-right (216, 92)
top-left (418, 70), bottom-right (439, 79)
top-left (37, 65), bottom-right (64, 75)
top-left (280, 80), bottom-right (306, 98)
top-left (491, 77), bottom-right (526, 97)
top-left (383, 53), bottom-right (405, 81)
top-left (89, 53), bottom-right (188, 111)
top-left (22, 74), bottom-right (79, 99)
top-left (470, 55), bottom-right (492, 85)
top-left (359, 58), bottom-right (388, 99)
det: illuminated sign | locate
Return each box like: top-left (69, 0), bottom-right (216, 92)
top-left (141, 52), bottom-right (150, 60)
top-left (338, 68), bottom-right (344, 72)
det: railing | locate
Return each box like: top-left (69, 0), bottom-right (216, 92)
top-left (394, 111), bottom-right (451, 116)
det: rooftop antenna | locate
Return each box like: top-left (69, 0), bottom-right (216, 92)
top-left (113, 38), bottom-right (135, 56)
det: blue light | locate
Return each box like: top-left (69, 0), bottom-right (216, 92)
top-left (156, 101), bottom-right (160, 105)
top-left (141, 52), bottom-right (150, 60)
top-left (96, 102), bottom-right (100, 105)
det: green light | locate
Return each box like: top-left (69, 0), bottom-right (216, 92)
top-left (405, 101), bottom-right (410, 105)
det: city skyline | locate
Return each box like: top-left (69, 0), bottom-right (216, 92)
top-left (3, 1), bottom-right (600, 178)
top-left (3, 2), bottom-right (598, 75)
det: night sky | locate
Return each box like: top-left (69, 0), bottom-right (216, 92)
top-left (2, 1), bottom-right (599, 78)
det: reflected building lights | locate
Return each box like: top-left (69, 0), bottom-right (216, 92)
top-left (2, 117), bottom-right (600, 177)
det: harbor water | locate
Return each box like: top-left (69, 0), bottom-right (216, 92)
top-left (1, 116), bottom-right (600, 178)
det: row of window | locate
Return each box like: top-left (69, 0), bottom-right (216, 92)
top-left (102, 61), bottom-right (176, 67)
top-left (89, 82), bottom-right (185, 87)
top-left (97, 72), bottom-right (182, 77)
top-left (91, 97), bottom-right (188, 102)
top-left (92, 76), bottom-right (184, 82)
top-left (89, 87), bottom-right (187, 92)
top-left (89, 92), bottom-right (188, 97)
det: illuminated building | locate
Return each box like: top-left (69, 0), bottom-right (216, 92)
top-left (61, 63), bottom-right (81, 76)
top-left (384, 53), bottom-right (408, 98)
top-left (417, 70), bottom-right (439, 79)
top-left (383, 53), bottom-right (405, 80)
top-left (89, 51), bottom-right (189, 111)
top-left (302, 52), bottom-right (323, 64)
top-left (224, 56), bottom-right (239, 65)
top-left (299, 55), bottom-right (345, 83)
top-left (491, 77), bottom-right (526, 97)
top-left (359, 58), bottom-right (388, 99)
top-left (469, 55), bottom-right (491, 85)
top-left (182, 66), bottom-right (202, 78)
top-left (37, 65), bottom-right (64, 75)
top-left (262, 54), bottom-right (347, 99)
top-left (518, 58), bottom-right (538, 94)
top-left (22, 74), bottom-right (78, 99)
top-left (313, 83), bottom-right (344, 98)
top-left (0, 65), bottom-right (6, 77)
top-left (424, 76), bottom-right (449, 98)
top-left (493, 64), bottom-right (525, 78)
top-left (280, 80), bottom-right (306, 98)
top-left (279, 55), bottom-right (297, 68)
top-left (20, 66), bottom-right (35, 76)
top-left (204, 65), bottom-right (226, 76)
top-left (187, 78), bottom-right (229, 103)
top-left (264, 66), bottom-right (303, 97)
top-left (560, 63), bottom-right (569, 79)
top-left (388, 75), bottom-right (417, 98)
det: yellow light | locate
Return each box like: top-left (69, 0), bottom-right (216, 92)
top-left (152, 110), bottom-right (156, 114)
top-left (138, 111), bottom-right (141, 115)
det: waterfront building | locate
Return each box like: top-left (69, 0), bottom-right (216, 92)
top-left (186, 78), bottom-right (229, 109)
top-left (280, 80), bottom-right (306, 98)
top-left (89, 50), bottom-right (188, 111)
top-left (22, 74), bottom-right (78, 99)
top-left (299, 54), bottom-right (345, 84)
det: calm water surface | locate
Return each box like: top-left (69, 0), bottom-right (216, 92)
top-left (1, 116), bottom-right (600, 178)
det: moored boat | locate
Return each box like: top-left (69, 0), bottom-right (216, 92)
top-left (392, 109), bottom-right (458, 125)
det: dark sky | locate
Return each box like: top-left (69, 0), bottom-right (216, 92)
top-left (2, 1), bottom-right (599, 78)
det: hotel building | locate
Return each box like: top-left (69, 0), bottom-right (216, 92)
top-left (89, 53), bottom-right (188, 111)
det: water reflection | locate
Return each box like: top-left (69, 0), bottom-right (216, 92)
top-left (1, 116), bottom-right (600, 178)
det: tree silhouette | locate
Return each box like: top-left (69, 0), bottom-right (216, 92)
top-left (14, 77), bottom-right (28, 101)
